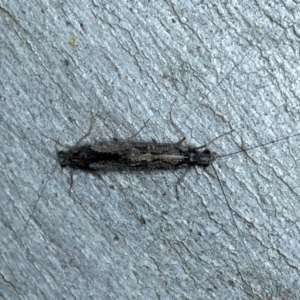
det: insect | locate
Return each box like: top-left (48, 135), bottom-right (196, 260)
top-left (55, 112), bottom-right (234, 182)
top-left (56, 119), bottom-right (299, 186)
top-left (58, 138), bottom-right (217, 171)
top-left (49, 115), bottom-right (232, 203)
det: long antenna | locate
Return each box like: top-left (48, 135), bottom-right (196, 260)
top-left (17, 166), bottom-right (55, 239)
top-left (216, 132), bottom-right (300, 159)
top-left (211, 164), bottom-right (258, 298)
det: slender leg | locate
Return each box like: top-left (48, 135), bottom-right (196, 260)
top-left (41, 111), bottom-right (96, 149)
top-left (175, 168), bottom-right (191, 200)
top-left (176, 137), bottom-right (186, 146)
top-left (127, 119), bottom-right (150, 140)
top-left (74, 111), bottom-right (96, 147)
top-left (194, 130), bottom-right (234, 150)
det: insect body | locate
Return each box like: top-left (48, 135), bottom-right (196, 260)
top-left (58, 141), bottom-right (216, 171)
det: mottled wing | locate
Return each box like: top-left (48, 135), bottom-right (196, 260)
top-left (89, 141), bottom-right (189, 171)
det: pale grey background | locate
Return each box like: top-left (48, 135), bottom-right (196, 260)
top-left (1, 1), bottom-right (300, 299)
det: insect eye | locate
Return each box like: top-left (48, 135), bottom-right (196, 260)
top-left (57, 151), bottom-right (68, 167)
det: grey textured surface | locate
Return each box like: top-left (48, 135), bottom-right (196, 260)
top-left (1, 1), bottom-right (300, 299)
